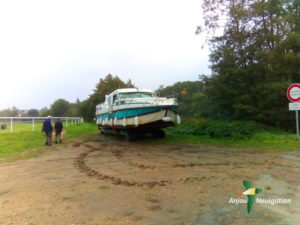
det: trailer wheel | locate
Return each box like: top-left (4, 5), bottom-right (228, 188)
top-left (157, 130), bottom-right (165, 138)
top-left (100, 127), bottom-right (106, 135)
top-left (125, 130), bottom-right (137, 141)
top-left (153, 130), bottom-right (165, 138)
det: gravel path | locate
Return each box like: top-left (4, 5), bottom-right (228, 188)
top-left (0, 135), bottom-right (299, 225)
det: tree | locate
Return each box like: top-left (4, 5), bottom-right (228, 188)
top-left (39, 107), bottom-right (50, 117)
top-left (156, 80), bottom-right (214, 118)
top-left (27, 109), bottom-right (39, 117)
top-left (80, 74), bottom-right (134, 121)
top-left (0, 107), bottom-right (19, 117)
top-left (200, 0), bottom-right (300, 129)
top-left (67, 102), bottom-right (80, 117)
top-left (50, 99), bottom-right (71, 117)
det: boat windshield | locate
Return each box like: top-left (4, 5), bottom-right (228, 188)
top-left (119, 92), bottom-right (154, 99)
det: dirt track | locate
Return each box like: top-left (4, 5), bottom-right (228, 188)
top-left (0, 135), bottom-right (299, 225)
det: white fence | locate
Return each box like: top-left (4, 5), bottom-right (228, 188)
top-left (0, 117), bottom-right (83, 133)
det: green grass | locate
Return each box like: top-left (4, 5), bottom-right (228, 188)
top-left (1, 119), bottom-right (299, 159)
top-left (0, 122), bottom-right (97, 157)
top-left (99, 185), bottom-right (110, 190)
top-left (148, 119), bottom-right (300, 152)
top-left (62, 196), bottom-right (77, 201)
top-left (154, 131), bottom-right (300, 152)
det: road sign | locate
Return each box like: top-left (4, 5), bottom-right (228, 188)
top-left (287, 83), bottom-right (300, 102)
top-left (288, 84), bottom-right (300, 136)
top-left (289, 102), bottom-right (300, 111)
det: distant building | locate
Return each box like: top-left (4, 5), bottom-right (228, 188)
top-left (17, 110), bottom-right (28, 117)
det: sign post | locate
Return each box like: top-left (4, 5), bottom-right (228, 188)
top-left (287, 83), bottom-right (300, 136)
top-left (297, 111), bottom-right (299, 136)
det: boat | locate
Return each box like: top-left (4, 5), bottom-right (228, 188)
top-left (95, 88), bottom-right (180, 140)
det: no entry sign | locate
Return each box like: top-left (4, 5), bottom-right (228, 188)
top-left (287, 84), bottom-right (300, 102)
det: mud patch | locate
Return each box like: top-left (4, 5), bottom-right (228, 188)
top-left (74, 146), bottom-right (171, 187)
top-left (1, 136), bottom-right (300, 225)
top-left (72, 142), bottom-right (81, 148)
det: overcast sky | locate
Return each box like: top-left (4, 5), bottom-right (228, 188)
top-left (0, 0), bottom-right (210, 110)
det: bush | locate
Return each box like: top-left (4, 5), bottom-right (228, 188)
top-left (0, 123), bottom-right (7, 130)
top-left (166, 119), bottom-right (267, 139)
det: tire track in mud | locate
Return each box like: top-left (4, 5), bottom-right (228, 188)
top-left (74, 146), bottom-right (170, 187)
top-left (73, 141), bottom-right (300, 187)
top-left (110, 148), bottom-right (298, 169)
top-left (73, 143), bottom-right (216, 187)
top-left (110, 149), bottom-right (240, 169)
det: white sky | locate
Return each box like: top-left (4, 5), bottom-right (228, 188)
top-left (0, 0), bottom-right (209, 110)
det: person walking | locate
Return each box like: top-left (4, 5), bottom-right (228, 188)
top-left (54, 118), bottom-right (63, 143)
top-left (42, 116), bottom-right (53, 146)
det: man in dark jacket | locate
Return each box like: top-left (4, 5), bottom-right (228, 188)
top-left (42, 116), bottom-right (53, 146)
top-left (54, 118), bottom-right (63, 143)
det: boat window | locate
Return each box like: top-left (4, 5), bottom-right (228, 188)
top-left (107, 96), bottom-right (112, 105)
top-left (119, 92), bottom-right (154, 99)
top-left (113, 94), bottom-right (119, 104)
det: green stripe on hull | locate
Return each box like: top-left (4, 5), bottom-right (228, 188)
top-left (97, 106), bottom-right (178, 120)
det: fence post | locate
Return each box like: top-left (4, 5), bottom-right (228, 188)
top-left (10, 117), bottom-right (13, 133)
top-left (0, 117), bottom-right (83, 133)
top-left (32, 118), bottom-right (35, 132)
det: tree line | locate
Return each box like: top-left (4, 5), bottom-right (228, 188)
top-left (149, 0), bottom-right (300, 130)
top-left (2, 0), bottom-right (299, 130)
top-left (0, 99), bottom-right (81, 118)
top-left (0, 74), bottom-right (133, 121)
top-left (197, 0), bottom-right (299, 130)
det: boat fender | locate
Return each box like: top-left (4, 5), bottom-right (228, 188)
top-left (162, 117), bottom-right (172, 122)
top-left (176, 115), bottom-right (181, 124)
top-left (134, 116), bottom-right (139, 126)
top-left (122, 118), bottom-right (126, 127)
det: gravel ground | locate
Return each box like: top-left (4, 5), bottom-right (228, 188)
top-left (0, 134), bottom-right (299, 225)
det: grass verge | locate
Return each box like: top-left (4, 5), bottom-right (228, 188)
top-left (153, 132), bottom-right (300, 152)
top-left (0, 122), bottom-right (97, 157)
top-left (148, 119), bottom-right (300, 152)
